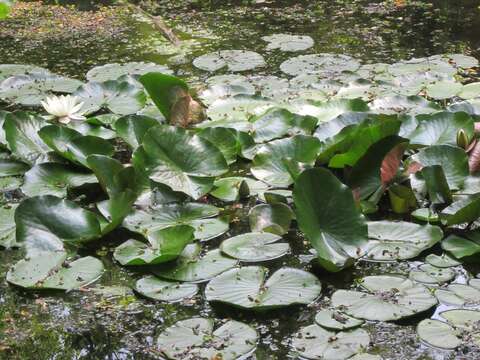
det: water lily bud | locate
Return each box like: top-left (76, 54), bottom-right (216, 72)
top-left (456, 129), bottom-right (470, 149)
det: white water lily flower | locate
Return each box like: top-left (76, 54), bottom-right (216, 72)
top-left (41, 95), bottom-right (86, 124)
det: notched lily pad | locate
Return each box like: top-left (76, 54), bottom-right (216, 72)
top-left (291, 324), bottom-right (370, 360)
top-left (205, 266), bottom-right (321, 310)
top-left (193, 50), bottom-right (265, 72)
top-left (135, 275), bottom-right (197, 302)
top-left (7, 251), bottom-right (104, 291)
top-left (220, 232), bottom-right (289, 262)
top-left (331, 275), bottom-right (437, 321)
top-left (314, 309), bottom-right (364, 330)
top-left (157, 317), bottom-right (257, 360)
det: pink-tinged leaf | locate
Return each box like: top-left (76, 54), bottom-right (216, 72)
top-left (467, 138), bottom-right (478, 153)
top-left (352, 187), bottom-right (361, 204)
top-left (406, 161), bottom-right (423, 175)
top-left (380, 143), bottom-right (407, 185)
top-left (469, 141), bottom-right (480, 174)
top-left (475, 122), bottom-right (480, 134)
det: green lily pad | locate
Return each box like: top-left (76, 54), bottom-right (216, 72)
top-left (0, 204), bottom-right (18, 248)
top-left (193, 50), bottom-right (265, 72)
top-left (425, 81), bottom-right (463, 100)
top-left (113, 225), bottom-right (194, 266)
top-left (365, 221), bottom-right (443, 261)
top-left (153, 243), bottom-right (238, 283)
top-left (371, 95), bottom-right (440, 115)
top-left (458, 82), bottom-right (480, 100)
top-left (134, 125), bottom-right (228, 199)
top-left (210, 177), bottom-right (269, 202)
top-left (38, 125), bottom-right (114, 168)
top-left (425, 253), bottom-right (461, 268)
top-left (0, 72), bottom-right (83, 106)
top-left (435, 281), bottom-right (480, 306)
top-left (15, 195), bottom-right (103, 255)
top-left (0, 64), bottom-right (49, 83)
top-left (74, 79), bottom-right (146, 115)
top-left (291, 325), bottom-right (370, 360)
top-left (123, 202), bottom-right (226, 241)
top-left (293, 168), bottom-right (369, 272)
top-left (410, 145), bottom-right (469, 190)
top-left (409, 111), bottom-right (474, 147)
top-left (86, 62), bottom-right (172, 82)
top-left (280, 53), bottom-right (360, 77)
top-left (21, 163), bottom-right (97, 197)
top-left (411, 208), bottom-right (440, 223)
top-left (219, 232), bottom-right (289, 262)
top-left (262, 34), bottom-right (314, 52)
top-left (197, 127), bottom-right (241, 164)
top-left (409, 264), bottom-right (455, 285)
top-left (204, 94), bottom-right (276, 123)
top-left (113, 115), bottom-right (160, 149)
top-left (248, 203), bottom-right (293, 235)
top-left (135, 275), bottom-right (197, 302)
top-left (442, 234), bottom-right (480, 259)
top-left (417, 309), bottom-right (480, 349)
top-left (0, 158), bottom-right (29, 177)
top-left (251, 135), bottom-right (321, 187)
top-left (440, 194), bottom-right (480, 226)
top-left (205, 266), bottom-right (321, 310)
top-left (156, 318), bottom-right (257, 360)
top-left (314, 309), bottom-right (364, 331)
top-left (4, 111), bottom-right (50, 165)
top-left (6, 251), bottom-right (104, 291)
top-left (331, 275), bottom-right (437, 321)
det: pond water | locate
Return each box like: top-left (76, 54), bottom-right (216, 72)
top-left (2, 1), bottom-right (480, 359)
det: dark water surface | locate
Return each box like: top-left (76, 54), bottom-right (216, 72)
top-left (1, 1), bottom-right (480, 359)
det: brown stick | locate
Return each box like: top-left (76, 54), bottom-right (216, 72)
top-left (124, 2), bottom-right (180, 46)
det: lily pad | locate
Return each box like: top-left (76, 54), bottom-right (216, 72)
top-left (205, 266), bottom-right (321, 310)
top-left (113, 225), bottom-right (194, 266)
top-left (314, 309), bottom-right (364, 330)
top-left (365, 221), bottom-right (443, 261)
top-left (21, 163), bottom-right (97, 197)
top-left (135, 275), bottom-right (197, 302)
top-left (113, 114), bottom-right (160, 149)
top-left (417, 309), bottom-right (480, 349)
top-left (134, 125), bottom-right (228, 199)
top-left (193, 50), bottom-right (265, 72)
top-left (123, 202), bottom-right (226, 241)
top-left (248, 203), bottom-right (293, 235)
top-left (425, 253), bottom-right (461, 268)
top-left (291, 324), bottom-right (370, 360)
top-left (331, 275), bottom-right (437, 321)
top-left (409, 264), bottom-right (455, 285)
top-left (156, 318), bottom-right (257, 360)
top-left (219, 232), bottom-right (289, 262)
top-left (293, 168), bottom-right (369, 272)
top-left (86, 62), bottom-right (172, 82)
top-left (251, 135), bottom-right (321, 187)
top-left (0, 204), bottom-right (18, 248)
top-left (15, 195), bottom-right (103, 255)
top-left (440, 194), bottom-right (480, 226)
top-left (0, 72), bottom-right (83, 106)
top-left (6, 251), bottom-right (103, 291)
top-left (442, 234), bottom-right (480, 259)
top-left (153, 244), bottom-right (238, 283)
top-left (74, 79), bottom-right (146, 115)
top-left (38, 125), bottom-right (114, 168)
top-left (262, 34), bottom-right (314, 52)
top-left (435, 281), bottom-right (480, 306)
top-left (4, 111), bottom-right (50, 165)
top-left (280, 53), bottom-right (361, 77)
top-left (210, 177), bottom-right (269, 202)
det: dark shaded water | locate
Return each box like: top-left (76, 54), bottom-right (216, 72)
top-left (2, 1), bottom-right (480, 359)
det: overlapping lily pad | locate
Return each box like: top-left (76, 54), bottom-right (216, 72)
top-left (0, 204), bottom-right (18, 248)
top-left (153, 243), bottom-right (238, 283)
top-left (220, 232), bottom-right (289, 262)
top-left (135, 275), bottom-right (198, 302)
top-left (331, 275), bottom-right (437, 321)
top-left (86, 62), bottom-right (172, 82)
top-left (291, 324), bottom-right (370, 360)
top-left (365, 221), bottom-right (443, 261)
top-left (435, 280), bottom-right (480, 306)
top-left (417, 309), bottom-right (480, 349)
top-left (248, 203), bottom-right (293, 235)
top-left (314, 309), bottom-right (364, 331)
top-left (205, 266), bottom-right (321, 309)
top-left (262, 34), bottom-right (314, 52)
top-left (157, 318), bottom-right (257, 360)
top-left (6, 251), bottom-right (103, 291)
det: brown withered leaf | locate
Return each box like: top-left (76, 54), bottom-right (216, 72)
top-left (380, 142), bottom-right (407, 185)
top-left (169, 87), bottom-right (206, 127)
